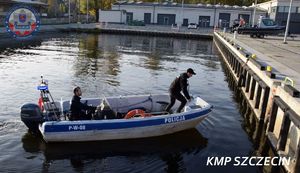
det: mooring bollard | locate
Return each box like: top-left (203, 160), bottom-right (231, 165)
top-left (223, 27), bottom-right (226, 33)
top-left (233, 31), bottom-right (237, 39)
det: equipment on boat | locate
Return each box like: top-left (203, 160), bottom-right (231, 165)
top-left (37, 76), bottom-right (60, 121)
top-left (21, 76), bottom-right (61, 132)
top-left (20, 103), bottom-right (43, 133)
top-left (124, 109), bottom-right (152, 119)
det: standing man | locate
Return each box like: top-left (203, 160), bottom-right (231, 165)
top-left (165, 68), bottom-right (196, 113)
top-left (239, 17), bottom-right (245, 28)
top-left (70, 86), bottom-right (96, 120)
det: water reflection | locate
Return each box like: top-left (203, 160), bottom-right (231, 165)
top-left (161, 152), bottom-right (186, 173)
top-left (72, 34), bottom-right (218, 83)
top-left (0, 33), bottom-right (260, 172)
top-left (0, 34), bottom-right (218, 83)
top-left (73, 34), bottom-right (121, 87)
top-left (22, 129), bottom-right (207, 172)
top-left (144, 53), bottom-right (162, 71)
top-left (0, 37), bottom-right (43, 54)
top-left (62, 34), bottom-right (219, 93)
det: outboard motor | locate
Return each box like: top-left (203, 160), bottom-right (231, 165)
top-left (21, 103), bottom-right (44, 133)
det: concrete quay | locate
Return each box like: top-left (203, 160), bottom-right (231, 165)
top-left (225, 33), bottom-right (300, 91)
top-left (0, 23), bottom-right (213, 39)
top-left (214, 32), bottom-right (300, 173)
top-left (62, 23), bottom-right (213, 39)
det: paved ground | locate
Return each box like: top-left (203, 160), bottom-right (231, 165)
top-left (224, 33), bottom-right (300, 91)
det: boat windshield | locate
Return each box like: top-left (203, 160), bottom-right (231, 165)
top-left (262, 19), bottom-right (277, 26)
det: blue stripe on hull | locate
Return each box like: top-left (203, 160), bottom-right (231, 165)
top-left (43, 108), bottom-right (211, 133)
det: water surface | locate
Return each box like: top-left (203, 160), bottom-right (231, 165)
top-left (0, 33), bottom-right (257, 172)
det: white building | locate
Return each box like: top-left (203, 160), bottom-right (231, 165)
top-left (99, 10), bottom-right (127, 23)
top-left (99, 1), bottom-right (266, 28)
top-left (257, 0), bottom-right (300, 33)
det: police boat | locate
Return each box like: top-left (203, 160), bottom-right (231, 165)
top-left (20, 77), bottom-right (213, 142)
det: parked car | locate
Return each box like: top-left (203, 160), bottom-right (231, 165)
top-left (232, 17), bottom-right (285, 38)
top-left (188, 23), bottom-right (198, 29)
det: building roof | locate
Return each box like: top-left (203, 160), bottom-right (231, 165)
top-left (0, 0), bottom-right (13, 4)
top-left (0, 0), bottom-right (47, 6)
top-left (257, 0), bottom-right (300, 6)
top-left (268, 0), bottom-right (300, 2)
top-left (114, 1), bottom-right (267, 12)
top-left (13, 0), bottom-right (47, 5)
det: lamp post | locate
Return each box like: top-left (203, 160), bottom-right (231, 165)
top-left (252, 0), bottom-right (257, 27)
top-left (181, 0), bottom-right (184, 27)
top-left (77, 0), bottom-right (80, 23)
top-left (68, 0), bottom-right (70, 23)
top-left (86, 0), bottom-right (89, 23)
top-left (283, 0), bottom-right (293, 44)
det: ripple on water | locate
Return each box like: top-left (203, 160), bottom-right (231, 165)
top-left (0, 119), bottom-right (24, 135)
top-left (0, 33), bottom-right (258, 173)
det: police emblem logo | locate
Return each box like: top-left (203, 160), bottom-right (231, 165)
top-left (5, 6), bottom-right (40, 38)
top-left (19, 13), bottom-right (27, 23)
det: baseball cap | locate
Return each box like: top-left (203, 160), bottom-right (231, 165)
top-left (187, 68), bottom-right (196, 75)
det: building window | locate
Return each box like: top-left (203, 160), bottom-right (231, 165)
top-left (278, 6), bottom-right (285, 12)
top-left (126, 12), bottom-right (133, 23)
top-left (199, 16), bottom-right (210, 27)
top-left (218, 13), bottom-right (231, 28)
top-left (291, 7), bottom-right (297, 13)
top-left (271, 7), bottom-right (276, 13)
top-left (284, 6), bottom-right (289, 13)
top-left (278, 6), bottom-right (298, 13)
top-left (163, 17), bottom-right (169, 25)
top-left (183, 18), bottom-right (188, 26)
top-left (144, 13), bottom-right (151, 24)
top-left (157, 14), bottom-right (176, 25)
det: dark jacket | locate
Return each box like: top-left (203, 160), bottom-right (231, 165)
top-left (169, 73), bottom-right (190, 100)
top-left (70, 95), bottom-right (91, 120)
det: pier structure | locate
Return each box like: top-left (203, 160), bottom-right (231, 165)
top-left (0, 23), bottom-right (213, 39)
top-left (214, 32), bottom-right (300, 173)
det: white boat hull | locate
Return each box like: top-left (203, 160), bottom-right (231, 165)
top-left (40, 111), bottom-right (210, 142)
top-left (22, 94), bottom-right (213, 142)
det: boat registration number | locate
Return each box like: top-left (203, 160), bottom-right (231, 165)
top-left (68, 125), bottom-right (86, 131)
top-left (165, 115), bottom-right (185, 124)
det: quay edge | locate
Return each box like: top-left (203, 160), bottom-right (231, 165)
top-left (214, 31), bottom-right (300, 173)
top-left (0, 23), bottom-right (213, 40)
